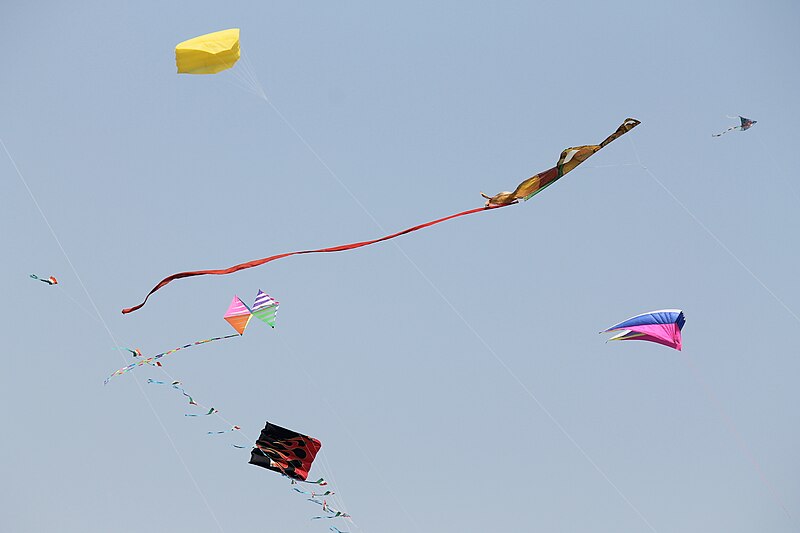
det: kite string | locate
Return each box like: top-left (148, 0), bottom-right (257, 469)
top-left (627, 137), bottom-right (800, 326)
top-left (314, 450), bottom-right (357, 529)
top-left (629, 137), bottom-right (793, 521)
top-left (153, 365), bottom-right (255, 438)
top-left (388, 247), bottom-right (660, 533)
top-left (276, 335), bottom-right (417, 533)
top-left (154, 354), bottom-right (355, 526)
top-left (755, 135), bottom-right (800, 201)
top-left (679, 352), bottom-right (792, 519)
top-left (233, 68), bottom-right (659, 530)
top-left (1, 137), bottom-right (228, 533)
top-left (240, 58), bottom-right (386, 233)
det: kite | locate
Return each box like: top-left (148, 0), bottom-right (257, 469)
top-left (30, 274), bottom-right (57, 285)
top-left (251, 290), bottom-right (279, 327)
top-left (249, 421), bottom-right (322, 482)
top-left (329, 528), bottom-right (349, 533)
top-left (107, 291), bottom-right (278, 382)
top-left (602, 309), bottom-right (686, 351)
top-left (175, 29), bottom-right (240, 75)
top-left (224, 296), bottom-right (253, 335)
top-left (481, 118), bottom-right (641, 206)
top-left (224, 290), bottom-right (279, 333)
top-left (713, 116), bottom-right (757, 137)
top-left (122, 118), bottom-right (640, 314)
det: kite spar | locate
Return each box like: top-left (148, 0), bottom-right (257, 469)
top-left (122, 118), bottom-right (640, 314)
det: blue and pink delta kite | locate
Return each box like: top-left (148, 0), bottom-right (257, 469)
top-left (602, 309), bottom-right (686, 351)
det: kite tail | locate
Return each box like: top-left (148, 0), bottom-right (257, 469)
top-left (122, 205), bottom-right (505, 314)
top-left (104, 333), bottom-right (241, 383)
top-left (208, 425), bottom-right (240, 435)
top-left (712, 126), bottom-right (739, 137)
top-left (186, 407), bottom-right (218, 417)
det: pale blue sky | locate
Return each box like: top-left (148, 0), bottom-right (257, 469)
top-left (2, 2), bottom-right (798, 532)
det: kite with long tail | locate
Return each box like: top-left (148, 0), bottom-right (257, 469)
top-left (122, 118), bottom-right (640, 314)
top-left (713, 116), bottom-right (757, 137)
top-left (106, 291), bottom-right (278, 382)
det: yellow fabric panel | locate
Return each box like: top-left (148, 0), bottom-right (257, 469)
top-left (175, 28), bottom-right (240, 74)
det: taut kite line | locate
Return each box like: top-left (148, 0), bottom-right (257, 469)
top-left (122, 118), bottom-right (640, 314)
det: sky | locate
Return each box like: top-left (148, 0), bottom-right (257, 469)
top-left (2, 1), bottom-right (799, 532)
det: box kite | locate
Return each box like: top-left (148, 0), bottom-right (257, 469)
top-left (176, 29), bottom-right (240, 74)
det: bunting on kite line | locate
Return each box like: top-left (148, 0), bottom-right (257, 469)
top-left (112, 347), bottom-right (142, 358)
top-left (186, 407), bottom-right (219, 417)
top-left (30, 274), bottom-right (57, 285)
top-left (208, 425), bottom-right (241, 435)
top-left (122, 118), bottom-right (640, 314)
top-left (601, 309), bottom-right (686, 351)
top-left (293, 487), bottom-right (335, 497)
top-left (147, 378), bottom-right (219, 416)
top-left (713, 116), bottom-right (757, 137)
top-left (310, 503), bottom-right (351, 520)
top-left (147, 378), bottom-right (198, 405)
top-left (295, 478), bottom-right (328, 486)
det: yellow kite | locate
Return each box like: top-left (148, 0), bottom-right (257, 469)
top-left (175, 29), bottom-right (240, 74)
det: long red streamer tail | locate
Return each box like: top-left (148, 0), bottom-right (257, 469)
top-left (122, 204), bottom-right (507, 314)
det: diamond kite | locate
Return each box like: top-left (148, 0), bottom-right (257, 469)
top-left (249, 421), bottom-right (322, 482)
